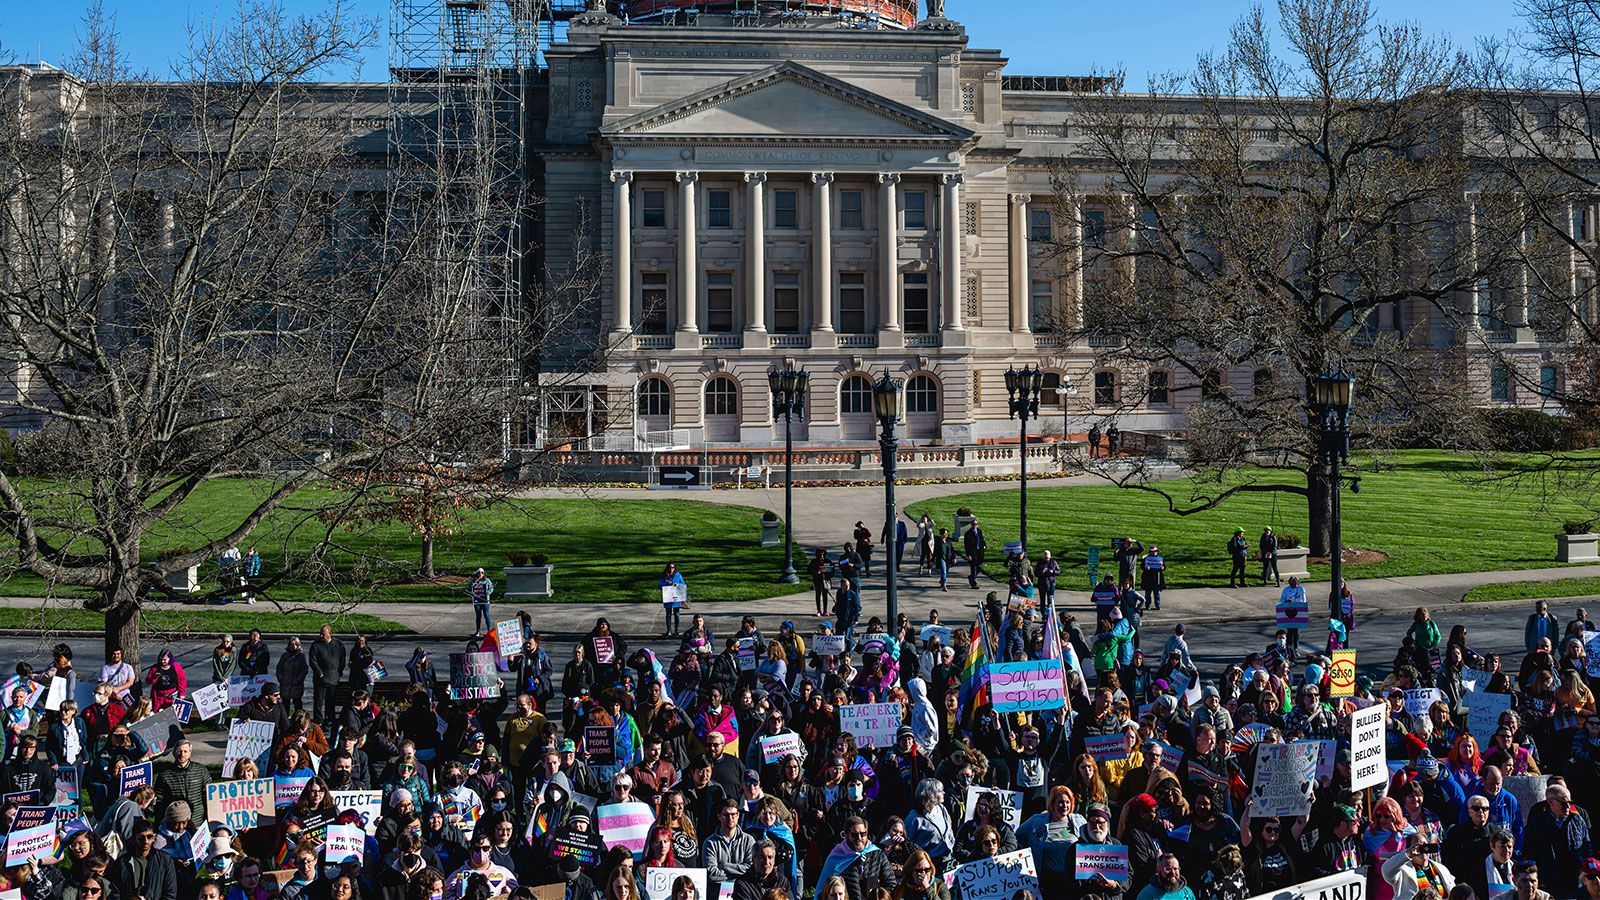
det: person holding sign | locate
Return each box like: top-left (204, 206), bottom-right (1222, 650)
top-left (445, 832), bottom-right (519, 899)
top-left (583, 617), bottom-right (628, 685)
top-left (660, 562), bottom-right (688, 638)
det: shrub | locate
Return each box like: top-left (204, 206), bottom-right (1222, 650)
top-left (1278, 533), bottom-right (1302, 549)
top-left (1479, 409), bottom-right (1571, 452)
top-left (0, 430), bottom-right (15, 477)
top-left (507, 552), bottom-right (529, 567)
top-left (529, 552), bottom-right (551, 567)
top-left (761, 510), bottom-right (780, 522)
top-left (1563, 520), bottom-right (1595, 535)
top-left (156, 546), bottom-right (194, 562)
top-left (956, 506), bottom-right (974, 518)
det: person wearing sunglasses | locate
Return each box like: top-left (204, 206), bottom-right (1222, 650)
top-left (443, 835), bottom-right (517, 900)
top-left (817, 816), bottom-right (897, 900)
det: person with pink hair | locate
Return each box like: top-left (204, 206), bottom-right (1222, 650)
top-left (1361, 796), bottom-right (1415, 900)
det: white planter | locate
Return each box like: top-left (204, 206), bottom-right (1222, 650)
top-left (163, 565), bottom-right (199, 594)
top-left (759, 520), bottom-right (781, 548)
top-left (954, 514), bottom-right (977, 542)
top-left (1557, 533), bottom-right (1600, 563)
top-left (503, 565), bottom-right (554, 599)
top-left (1277, 547), bottom-right (1310, 578)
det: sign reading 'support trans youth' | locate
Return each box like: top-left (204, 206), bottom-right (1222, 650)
top-left (449, 652), bottom-right (501, 700)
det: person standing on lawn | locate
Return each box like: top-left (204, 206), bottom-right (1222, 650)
top-left (308, 625), bottom-right (346, 727)
top-left (1227, 528), bottom-right (1249, 588)
top-left (469, 567), bottom-right (495, 638)
top-left (1259, 527), bottom-right (1280, 586)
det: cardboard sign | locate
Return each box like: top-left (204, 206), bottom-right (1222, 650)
top-left (1083, 733), bottom-right (1128, 762)
top-left (1326, 650), bottom-right (1356, 698)
top-left (275, 775), bottom-right (311, 808)
top-left (598, 801), bottom-right (654, 858)
top-left (989, 659), bottom-right (1066, 713)
top-left (593, 637), bottom-right (616, 666)
top-left (227, 674), bottom-right (272, 706)
top-left (762, 732), bottom-right (803, 765)
top-left (1468, 690), bottom-right (1516, 744)
top-left (951, 848), bottom-right (1039, 900)
top-left (44, 677), bottom-right (67, 712)
top-left (644, 867), bottom-right (707, 900)
top-left (190, 682), bottom-right (229, 721)
top-left (330, 790), bottom-right (382, 835)
top-left (449, 652), bottom-right (502, 700)
top-left (1074, 844), bottom-right (1130, 882)
top-left (128, 707), bottom-right (181, 759)
top-left (1404, 688), bottom-right (1443, 716)
top-left (919, 624), bottom-right (954, 645)
top-left (118, 761), bottom-right (154, 796)
top-left (964, 787), bottom-right (1023, 829)
top-left (496, 620), bottom-right (525, 656)
top-left (1251, 742), bottom-right (1319, 817)
top-left (223, 719), bottom-right (276, 778)
top-left (1350, 704), bottom-right (1388, 791)
top-left (837, 702), bottom-right (902, 749)
top-left (325, 823), bottom-right (364, 864)
top-left (585, 725), bottom-right (616, 766)
top-left (661, 584), bottom-right (687, 607)
top-left (811, 635), bottom-right (847, 656)
top-left (4, 807), bottom-right (55, 867)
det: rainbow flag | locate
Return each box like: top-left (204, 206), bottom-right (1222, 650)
top-left (1043, 600), bottom-right (1085, 700)
top-left (957, 620), bottom-right (990, 723)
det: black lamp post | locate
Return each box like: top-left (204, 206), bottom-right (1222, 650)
top-left (873, 370), bottom-right (904, 627)
top-left (1309, 369), bottom-right (1355, 631)
top-left (1005, 365), bottom-right (1045, 554)
top-left (768, 367), bottom-right (809, 585)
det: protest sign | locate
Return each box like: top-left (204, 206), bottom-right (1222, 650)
top-left (1504, 775), bottom-right (1550, 824)
top-left (920, 624), bottom-right (954, 645)
top-left (1250, 741), bottom-right (1319, 817)
top-left (737, 637), bottom-right (757, 672)
top-left (585, 725), bottom-right (616, 766)
top-left (275, 775), bottom-right (311, 808)
top-left (4, 807), bottom-right (55, 867)
top-left (174, 699), bottom-right (194, 725)
top-left (53, 766), bottom-right (79, 805)
top-left (1074, 844), bottom-right (1130, 882)
top-left (1350, 704), bottom-right (1388, 791)
top-left (1404, 688), bottom-right (1443, 716)
top-left (838, 702), bottom-right (902, 749)
top-left (644, 867), bottom-right (708, 900)
top-left (598, 801), bottom-right (655, 858)
top-left (989, 659), bottom-right (1066, 713)
top-left (1587, 634), bottom-right (1600, 677)
top-left (965, 787), bottom-right (1023, 829)
top-left (1298, 739), bottom-right (1336, 783)
top-left (119, 761), bottom-right (154, 796)
top-left (552, 822), bottom-right (607, 865)
top-left (951, 848), bottom-right (1039, 900)
top-left (762, 732), bottom-right (803, 765)
top-left (331, 790), bottom-right (383, 835)
top-left (1462, 666), bottom-right (1489, 693)
top-left (325, 823), bottom-right (365, 864)
top-left (1083, 733), bottom-right (1128, 762)
top-left (811, 635), bottom-right (846, 656)
top-left (593, 637), bottom-right (616, 665)
top-left (661, 583), bottom-right (687, 607)
top-left (186, 822), bottom-right (210, 863)
top-left (1276, 596), bottom-right (1309, 629)
top-left (495, 620), bottom-right (525, 657)
top-left (44, 677), bottom-right (67, 712)
top-left (227, 674), bottom-right (272, 706)
top-left (128, 706), bottom-right (181, 759)
top-left (365, 661), bottom-right (386, 682)
top-left (1007, 589), bottom-right (1038, 612)
top-left (223, 719), bottom-right (276, 778)
top-left (190, 682), bottom-right (229, 721)
top-left (1328, 651), bottom-right (1356, 698)
top-left (0, 677), bottom-right (43, 710)
top-left (1154, 740), bottom-right (1183, 775)
top-left (449, 652), bottom-right (502, 700)
top-left (0, 791), bottom-right (38, 806)
top-left (1245, 870), bottom-right (1363, 900)
top-left (1468, 690), bottom-right (1515, 744)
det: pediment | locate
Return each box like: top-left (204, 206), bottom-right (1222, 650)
top-left (603, 62), bottom-right (974, 144)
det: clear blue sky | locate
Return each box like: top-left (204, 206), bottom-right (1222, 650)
top-left (1, 0), bottom-right (1528, 85)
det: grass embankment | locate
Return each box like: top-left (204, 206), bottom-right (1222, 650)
top-left (907, 450), bottom-right (1596, 590)
top-left (1462, 576), bottom-right (1600, 604)
top-left (0, 607), bottom-right (410, 635)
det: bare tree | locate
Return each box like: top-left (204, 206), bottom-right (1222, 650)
top-left (0, 1), bottom-right (605, 661)
top-left (1044, 0), bottom-right (1540, 557)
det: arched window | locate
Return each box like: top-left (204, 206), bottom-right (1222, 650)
top-left (840, 375), bottom-right (873, 414)
top-left (1040, 371), bottom-right (1063, 407)
top-left (704, 377), bottom-right (739, 416)
top-left (907, 374), bottom-right (940, 413)
top-left (1093, 370), bottom-right (1117, 406)
top-left (637, 378), bottom-right (671, 417)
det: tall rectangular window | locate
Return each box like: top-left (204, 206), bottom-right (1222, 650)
top-left (1093, 371), bottom-right (1117, 405)
top-left (708, 190), bottom-right (732, 229)
top-left (774, 190), bottom-right (798, 229)
top-left (1576, 206), bottom-right (1590, 241)
top-left (1030, 280), bottom-right (1054, 332)
top-left (773, 272), bottom-right (802, 333)
top-left (904, 192), bottom-right (928, 230)
top-left (1083, 209), bottom-right (1106, 248)
top-left (641, 190), bottom-right (667, 228)
top-left (1539, 366), bottom-right (1558, 397)
top-left (1029, 209), bottom-right (1053, 242)
top-left (1147, 371), bottom-right (1170, 406)
top-left (904, 272), bottom-right (932, 333)
top-left (840, 191), bottom-right (864, 230)
top-left (1491, 366), bottom-right (1511, 402)
top-left (706, 272), bottom-right (735, 333)
top-left (640, 272), bottom-right (670, 334)
top-left (839, 272), bottom-right (868, 334)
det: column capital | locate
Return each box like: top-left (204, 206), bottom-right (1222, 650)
top-left (940, 173), bottom-right (965, 186)
top-left (1010, 193), bottom-right (1032, 206)
top-left (675, 171), bottom-right (699, 184)
top-left (610, 171), bottom-right (634, 184)
top-left (878, 173), bottom-right (901, 186)
top-left (811, 172), bottom-right (835, 185)
top-left (744, 172), bottom-right (768, 185)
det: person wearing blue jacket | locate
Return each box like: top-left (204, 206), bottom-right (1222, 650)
top-left (659, 563), bottom-right (687, 638)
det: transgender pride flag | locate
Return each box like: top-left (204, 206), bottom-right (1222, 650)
top-left (597, 801), bottom-right (655, 858)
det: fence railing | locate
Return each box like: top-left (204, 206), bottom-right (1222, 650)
top-left (538, 441), bottom-right (1072, 475)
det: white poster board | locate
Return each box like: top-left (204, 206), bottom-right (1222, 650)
top-left (837, 702), bottom-right (902, 749)
top-left (644, 868), bottom-right (708, 900)
top-left (1467, 690), bottom-right (1515, 744)
top-left (964, 787), bottom-right (1023, 829)
top-left (1350, 704), bottom-right (1388, 791)
top-left (1250, 741), bottom-right (1319, 817)
top-left (190, 682), bottom-right (229, 721)
top-left (950, 849), bottom-right (1039, 900)
top-left (222, 719), bottom-right (276, 778)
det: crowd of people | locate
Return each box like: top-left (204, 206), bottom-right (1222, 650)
top-left (0, 563), bottom-right (1593, 900)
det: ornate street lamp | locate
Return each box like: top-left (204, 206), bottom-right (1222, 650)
top-left (1005, 365), bottom-right (1045, 553)
top-left (1309, 369), bottom-right (1356, 632)
top-left (768, 367), bottom-right (809, 584)
top-left (873, 371), bottom-right (904, 626)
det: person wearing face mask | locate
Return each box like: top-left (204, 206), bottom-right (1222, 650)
top-left (823, 771), bottom-right (874, 854)
top-left (436, 762), bottom-right (485, 841)
top-left (952, 792), bottom-right (1019, 864)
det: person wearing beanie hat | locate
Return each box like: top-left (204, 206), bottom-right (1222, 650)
top-left (1308, 805), bottom-right (1367, 879)
top-left (1123, 792), bottom-right (1168, 889)
top-left (155, 800), bottom-right (196, 861)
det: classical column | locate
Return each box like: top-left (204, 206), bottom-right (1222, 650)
top-left (1070, 197), bottom-right (1084, 331)
top-left (745, 172), bottom-right (767, 334)
top-left (1009, 193), bottom-right (1030, 333)
top-left (676, 172), bottom-right (699, 336)
top-left (611, 171), bottom-right (634, 334)
top-left (941, 174), bottom-right (964, 331)
top-left (813, 173), bottom-right (835, 333)
top-left (1467, 195), bottom-right (1482, 336)
top-left (879, 173), bottom-right (901, 333)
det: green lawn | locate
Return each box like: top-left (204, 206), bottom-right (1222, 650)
top-left (0, 491), bottom-right (796, 605)
top-left (1463, 577), bottom-right (1600, 604)
top-left (907, 451), bottom-right (1596, 590)
top-left (0, 607), bottom-right (409, 634)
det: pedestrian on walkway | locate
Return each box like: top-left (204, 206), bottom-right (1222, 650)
top-left (917, 513), bottom-right (934, 575)
top-left (1227, 528), bottom-right (1249, 588)
top-left (854, 522), bottom-right (875, 577)
top-left (934, 528), bottom-right (955, 592)
top-left (1141, 546), bottom-right (1166, 610)
top-left (1107, 423), bottom-right (1121, 456)
top-left (660, 562), bottom-right (687, 638)
top-left (1259, 527), bottom-right (1280, 586)
top-left (963, 519), bottom-right (987, 589)
top-left (1035, 550), bottom-right (1060, 607)
top-left (810, 548), bottom-right (834, 617)
top-left (308, 625), bottom-right (346, 726)
top-left (468, 567), bottom-right (495, 637)
top-left (1088, 425), bottom-right (1102, 458)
